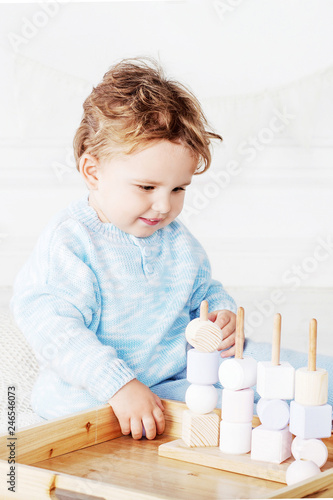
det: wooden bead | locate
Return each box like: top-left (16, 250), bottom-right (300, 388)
top-left (256, 361), bottom-right (295, 400)
top-left (286, 459), bottom-right (321, 486)
top-left (182, 410), bottom-right (220, 447)
top-left (218, 357), bottom-right (257, 390)
top-left (185, 318), bottom-right (222, 352)
top-left (185, 384), bottom-right (218, 414)
top-left (289, 401), bottom-right (332, 439)
top-left (219, 420), bottom-right (252, 455)
top-left (294, 367), bottom-right (328, 406)
top-left (256, 398), bottom-right (290, 431)
top-left (187, 349), bottom-right (220, 385)
top-left (291, 436), bottom-right (328, 468)
top-left (251, 425), bottom-right (292, 464)
top-left (221, 388), bottom-right (254, 424)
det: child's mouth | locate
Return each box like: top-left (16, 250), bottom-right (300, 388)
top-left (139, 218), bottom-right (162, 226)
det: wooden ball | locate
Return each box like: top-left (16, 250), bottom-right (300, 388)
top-left (185, 318), bottom-right (222, 352)
top-left (185, 384), bottom-right (218, 414)
top-left (286, 459), bottom-right (321, 486)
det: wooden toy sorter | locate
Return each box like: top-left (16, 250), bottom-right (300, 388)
top-left (159, 305), bottom-right (333, 491)
top-left (0, 400), bottom-right (333, 500)
top-left (1, 307), bottom-right (333, 499)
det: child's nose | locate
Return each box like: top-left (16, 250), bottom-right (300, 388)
top-left (152, 195), bottom-right (171, 215)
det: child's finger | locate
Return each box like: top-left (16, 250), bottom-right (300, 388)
top-left (142, 416), bottom-right (157, 440)
top-left (215, 311), bottom-right (231, 329)
top-left (220, 321), bottom-right (235, 340)
top-left (207, 312), bottom-right (217, 322)
top-left (131, 417), bottom-right (144, 440)
top-left (153, 394), bottom-right (165, 412)
top-left (220, 345), bottom-right (236, 358)
top-left (119, 418), bottom-right (131, 436)
top-left (153, 406), bottom-right (165, 435)
top-left (219, 332), bottom-right (235, 351)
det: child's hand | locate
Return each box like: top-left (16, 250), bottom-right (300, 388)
top-left (208, 310), bottom-right (236, 358)
top-left (108, 379), bottom-right (165, 440)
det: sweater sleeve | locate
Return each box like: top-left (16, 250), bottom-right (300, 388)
top-left (189, 246), bottom-right (237, 320)
top-left (10, 221), bottom-right (135, 402)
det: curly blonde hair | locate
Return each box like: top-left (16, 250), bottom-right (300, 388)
top-left (73, 57), bottom-right (222, 174)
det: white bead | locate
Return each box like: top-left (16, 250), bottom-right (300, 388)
top-left (251, 425), bottom-right (292, 464)
top-left (286, 459), bottom-right (321, 486)
top-left (256, 361), bottom-right (295, 400)
top-left (219, 420), bottom-right (252, 454)
top-left (291, 436), bottom-right (328, 468)
top-left (289, 401), bottom-right (332, 439)
top-left (185, 384), bottom-right (218, 414)
top-left (219, 357), bottom-right (257, 390)
top-left (187, 349), bottom-right (220, 385)
top-left (257, 398), bottom-right (290, 430)
top-left (221, 388), bottom-right (254, 423)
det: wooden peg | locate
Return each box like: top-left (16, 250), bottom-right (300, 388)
top-left (200, 300), bottom-right (209, 321)
top-left (271, 313), bottom-right (281, 366)
top-left (256, 313), bottom-right (295, 400)
top-left (308, 318), bottom-right (317, 372)
top-left (294, 318), bottom-right (328, 406)
top-left (235, 307), bottom-right (244, 360)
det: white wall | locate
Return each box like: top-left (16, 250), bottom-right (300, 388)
top-left (1, 0), bottom-right (333, 352)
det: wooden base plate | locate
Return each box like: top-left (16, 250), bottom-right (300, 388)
top-left (159, 439), bottom-right (294, 484)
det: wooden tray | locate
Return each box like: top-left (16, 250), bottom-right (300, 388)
top-left (0, 400), bottom-right (332, 499)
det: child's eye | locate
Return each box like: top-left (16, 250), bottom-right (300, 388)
top-left (173, 187), bottom-right (185, 192)
top-left (138, 185), bottom-right (155, 191)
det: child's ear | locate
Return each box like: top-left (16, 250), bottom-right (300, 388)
top-left (79, 154), bottom-right (100, 189)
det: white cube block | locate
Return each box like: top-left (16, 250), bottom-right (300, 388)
top-left (289, 401), bottom-right (332, 439)
top-left (256, 361), bottom-right (295, 400)
top-left (295, 367), bottom-right (328, 406)
top-left (187, 349), bottom-right (220, 385)
top-left (251, 425), bottom-right (292, 463)
top-left (219, 357), bottom-right (257, 390)
top-left (257, 398), bottom-right (290, 430)
top-left (185, 384), bottom-right (218, 414)
top-left (222, 388), bottom-right (254, 423)
top-left (219, 420), bottom-right (252, 454)
top-left (286, 460), bottom-right (321, 486)
top-left (291, 436), bottom-right (328, 468)
top-left (182, 410), bottom-right (220, 447)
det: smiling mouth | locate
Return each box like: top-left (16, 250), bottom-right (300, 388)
top-left (139, 217), bottom-right (163, 226)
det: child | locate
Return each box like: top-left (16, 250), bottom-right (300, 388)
top-left (10, 57), bottom-right (237, 440)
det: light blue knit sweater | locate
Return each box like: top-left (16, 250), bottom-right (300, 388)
top-left (10, 195), bottom-right (237, 418)
top-left (11, 195), bottom-right (333, 418)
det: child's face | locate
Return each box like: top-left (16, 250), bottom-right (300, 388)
top-left (85, 140), bottom-right (198, 237)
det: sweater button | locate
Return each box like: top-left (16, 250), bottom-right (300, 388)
top-left (142, 247), bottom-right (151, 257)
top-left (145, 263), bottom-right (154, 273)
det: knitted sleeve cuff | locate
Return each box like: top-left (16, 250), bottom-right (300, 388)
top-left (86, 357), bottom-right (136, 402)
